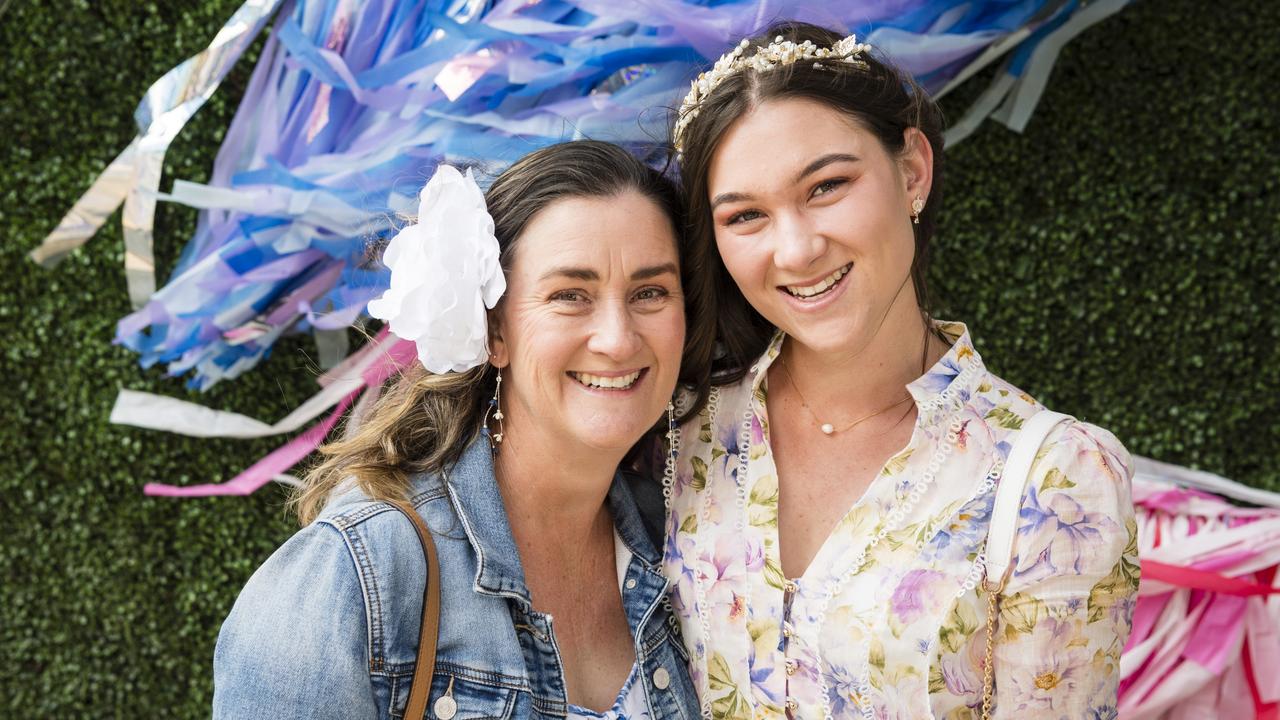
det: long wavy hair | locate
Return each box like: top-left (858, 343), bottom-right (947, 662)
top-left (294, 141), bottom-right (716, 524)
top-left (675, 21), bottom-right (947, 383)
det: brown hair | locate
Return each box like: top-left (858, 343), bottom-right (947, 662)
top-left (676, 20), bottom-right (946, 383)
top-left (294, 140), bottom-right (715, 524)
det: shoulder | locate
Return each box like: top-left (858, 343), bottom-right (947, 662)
top-left (314, 471), bottom-right (458, 618)
top-left (1027, 417), bottom-right (1135, 534)
top-left (217, 468), bottom-right (458, 681)
top-left (217, 472), bottom-right (452, 662)
top-left (1038, 419), bottom-right (1133, 489)
top-left (318, 470), bottom-right (450, 534)
top-left (1008, 412), bottom-right (1138, 591)
top-left (214, 519), bottom-right (379, 716)
top-left (968, 370), bottom-right (1132, 481)
top-left (965, 370), bottom-right (1042, 437)
top-left (216, 519), bottom-right (366, 649)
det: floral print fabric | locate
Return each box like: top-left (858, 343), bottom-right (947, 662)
top-left (567, 664), bottom-right (653, 720)
top-left (663, 322), bottom-right (1139, 719)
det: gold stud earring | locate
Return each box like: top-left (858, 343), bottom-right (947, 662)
top-left (911, 196), bottom-right (925, 225)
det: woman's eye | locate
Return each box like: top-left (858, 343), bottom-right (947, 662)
top-left (633, 286), bottom-right (669, 302)
top-left (812, 178), bottom-right (847, 197)
top-left (551, 290), bottom-right (586, 303)
top-left (726, 209), bottom-right (763, 226)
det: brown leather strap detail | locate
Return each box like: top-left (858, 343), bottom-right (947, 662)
top-left (389, 500), bottom-right (442, 720)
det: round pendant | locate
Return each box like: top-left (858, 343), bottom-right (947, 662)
top-left (820, 423), bottom-right (835, 435)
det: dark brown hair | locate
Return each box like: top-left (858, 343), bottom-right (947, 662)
top-left (296, 140), bottom-right (714, 523)
top-left (676, 21), bottom-right (946, 382)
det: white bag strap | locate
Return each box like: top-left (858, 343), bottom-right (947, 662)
top-left (983, 410), bottom-right (1074, 591)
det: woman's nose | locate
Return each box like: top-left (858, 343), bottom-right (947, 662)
top-left (586, 302), bottom-right (643, 360)
top-left (772, 215), bottom-right (827, 273)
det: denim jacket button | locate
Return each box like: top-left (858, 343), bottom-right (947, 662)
top-left (652, 667), bottom-right (671, 690)
top-left (433, 695), bottom-right (458, 720)
top-left (625, 578), bottom-right (637, 590)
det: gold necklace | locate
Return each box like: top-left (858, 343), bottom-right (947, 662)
top-left (777, 359), bottom-right (912, 436)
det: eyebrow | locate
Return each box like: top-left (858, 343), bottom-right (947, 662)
top-left (631, 262), bottom-right (679, 281)
top-left (710, 152), bottom-right (860, 210)
top-left (709, 191), bottom-right (752, 211)
top-left (539, 262), bottom-right (679, 282)
top-left (795, 152), bottom-right (859, 183)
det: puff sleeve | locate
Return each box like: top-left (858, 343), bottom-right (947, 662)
top-left (992, 421), bottom-right (1140, 718)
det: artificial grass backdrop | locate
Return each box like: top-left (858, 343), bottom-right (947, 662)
top-left (2, 0), bottom-right (1276, 716)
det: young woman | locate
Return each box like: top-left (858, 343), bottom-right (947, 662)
top-left (662, 22), bottom-right (1138, 719)
top-left (213, 141), bottom-right (713, 719)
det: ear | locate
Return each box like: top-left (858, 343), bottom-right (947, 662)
top-left (487, 308), bottom-right (510, 368)
top-left (898, 127), bottom-right (934, 206)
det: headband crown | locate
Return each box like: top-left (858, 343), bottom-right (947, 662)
top-left (673, 34), bottom-right (872, 153)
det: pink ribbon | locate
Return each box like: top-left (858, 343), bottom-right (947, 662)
top-left (1143, 560), bottom-right (1280, 597)
top-left (144, 338), bottom-right (417, 497)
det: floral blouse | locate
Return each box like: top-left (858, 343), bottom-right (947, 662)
top-left (662, 322), bottom-right (1139, 719)
top-left (567, 665), bottom-right (653, 720)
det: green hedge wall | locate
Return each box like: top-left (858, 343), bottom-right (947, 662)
top-left (2, 0), bottom-right (1276, 716)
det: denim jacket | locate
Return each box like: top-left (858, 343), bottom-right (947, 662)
top-left (213, 438), bottom-right (699, 719)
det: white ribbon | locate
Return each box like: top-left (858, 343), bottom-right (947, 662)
top-left (109, 330), bottom-right (398, 438)
top-left (943, 0), bottom-right (1133, 147)
top-left (29, 0), bottom-right (285, 308)
top-left (1136, 454), bottom-right (1280, 509)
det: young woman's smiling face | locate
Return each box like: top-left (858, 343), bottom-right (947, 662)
top-left (707, 97), bottom-right (931, 357)
top-left (491, 190), bottom-right (685, 454)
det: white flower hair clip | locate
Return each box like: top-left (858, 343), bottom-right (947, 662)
top-left (367, 165), bottom-right (506, 374)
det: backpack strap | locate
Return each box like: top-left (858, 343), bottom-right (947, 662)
top-left (983, 410), bottom-right (1074, 592)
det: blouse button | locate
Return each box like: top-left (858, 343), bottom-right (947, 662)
top-left (783, 579), bottom-right (799, 594)
top-left (652, 667), bottom-right (672, 690)
top-left (785, 659), bottom-right (798, 676)
top-left (782, 622), bottom-right (793, 638)
top-left (786, 698), bottom-right (799, 712)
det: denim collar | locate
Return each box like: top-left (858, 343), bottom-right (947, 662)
top-left (441, 437), bottom-right (663, 607)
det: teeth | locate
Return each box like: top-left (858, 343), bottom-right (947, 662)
top-left (786, 264), bottom-right (850, 298)
top-left (572, 370), bottom-right (642, 389)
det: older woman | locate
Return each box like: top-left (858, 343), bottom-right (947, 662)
top-left (663, 22), bottom-right (1139, 719)
top-left (213, 141), bottom-right (713, 719)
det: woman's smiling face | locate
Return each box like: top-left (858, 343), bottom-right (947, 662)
top-left (707, 97), bottom-right (930, 356)
top-left (491, 190), bottom-right (685, 454)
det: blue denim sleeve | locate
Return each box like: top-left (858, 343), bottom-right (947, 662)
top-left (213, 521), bottom-right (379, 719)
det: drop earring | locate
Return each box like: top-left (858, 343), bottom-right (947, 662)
top-left (911, 196), bottom-right (925, 225)
top-left (484, 368), bottom-right (505, 449)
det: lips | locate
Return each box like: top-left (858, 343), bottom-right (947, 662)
top-left (569, 369), bottom-right (645, 390)
top-left (783, 263), bottom-right (852, 299)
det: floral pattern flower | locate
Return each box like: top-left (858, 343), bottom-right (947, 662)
top-left (663, 322), bottom-right (1139, 718)
top-left (1014, 485), bottom-right (1121, 583)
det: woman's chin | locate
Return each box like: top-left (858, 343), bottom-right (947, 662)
top-left (772, 313), bottom-right (869, 357)
top-left (569, 425), bottom-right (650, 454)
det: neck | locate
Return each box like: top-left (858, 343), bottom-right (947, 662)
top-left (780, 297), bottom-right (947, 418)
top-left (492, 420), bottom-right (622, 560)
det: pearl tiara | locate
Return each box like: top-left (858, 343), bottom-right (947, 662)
top-left (673, 34), bottom-right (873, 153)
